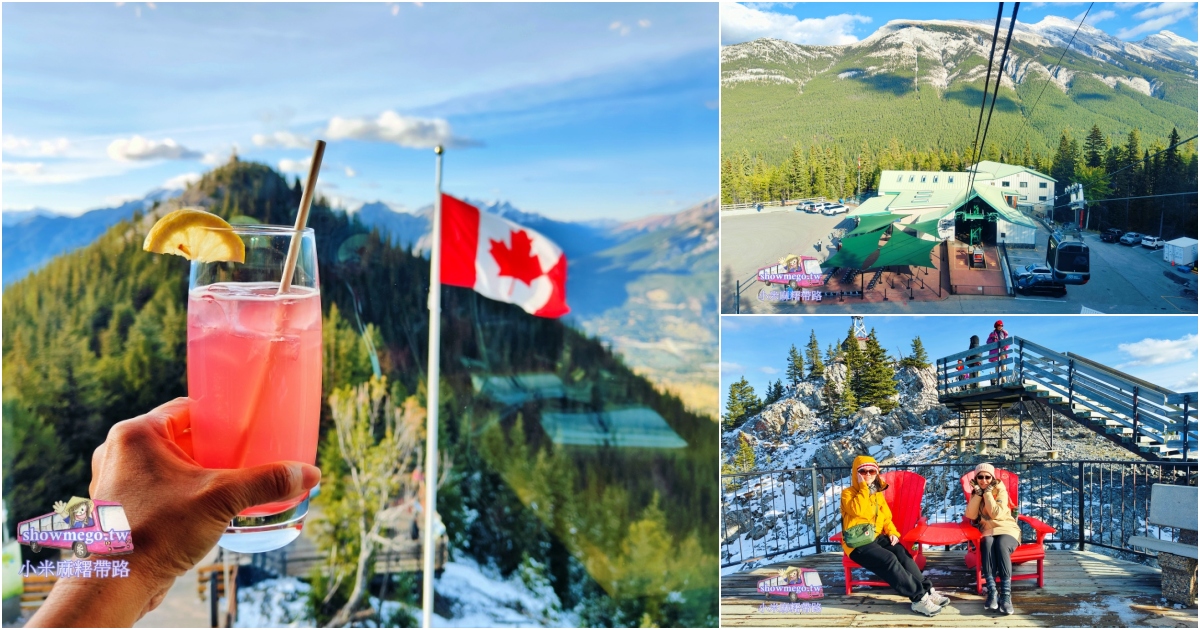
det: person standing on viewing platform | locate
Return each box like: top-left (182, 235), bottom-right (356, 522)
top-left (988, 321), bottom-right (1012, 386)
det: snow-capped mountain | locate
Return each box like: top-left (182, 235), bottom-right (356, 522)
top-left (721, 18), bottom-right (1197, 163)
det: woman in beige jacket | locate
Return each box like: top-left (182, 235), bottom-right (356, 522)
top-left (965, 463), bottom-right (1020, 615)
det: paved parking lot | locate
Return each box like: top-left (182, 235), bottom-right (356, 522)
top-left (721, 210), bottom-right (1198, 314)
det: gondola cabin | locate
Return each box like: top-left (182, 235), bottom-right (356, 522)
top-left (1046, 231), bottom-right (1090, 284)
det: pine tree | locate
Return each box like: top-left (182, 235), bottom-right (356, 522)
top-left (806, 330), bottom-right (825, 379)
top-left (723, 377), bottom-right (750, 430)
top-left (1052, 131), bottom-right (1078, 184)
top-left (900, 336), bottom-right (930, 369)
top-left (832, 366), bottom-right (858, 429)
top-left (842, 324), bottom-right (866, 399)
top-left (732, 438), bottom-right (756, 473)
top-left (858, 330), bottom-right (898, 413)
top-left (824, 343), bottom-right (838, 367)
top-left (1084, 124), bottom-right (1106, 168)
top-left (786, 344), bottom-right (804, 387)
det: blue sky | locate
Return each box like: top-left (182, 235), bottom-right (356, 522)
top-left (2, 3), bottom-right (717, 220)
top-left (721, 316), bottom-right (1199, 406)
top-left (722, 2), bottom-right (1199, 45)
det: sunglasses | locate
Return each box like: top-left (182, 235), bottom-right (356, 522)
top-left (975, 474), bottom-right (994, 481)
top-left (857, 468), bottom-right (879, 475)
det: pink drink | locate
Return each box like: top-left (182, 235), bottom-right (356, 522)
top-left (187, 281), bottom-right (322, 517)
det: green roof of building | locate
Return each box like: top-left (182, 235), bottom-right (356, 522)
top-left (957, 184), bottom-right (1039, 229)
top-left (970, 160), bottom-right (1056, 183)
top-left (848, 196), bottom-right (894, 217)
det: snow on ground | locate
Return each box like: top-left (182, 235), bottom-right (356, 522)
top-left (231, 556), bottom-right (576, 628)
top-left (429, 557), bottom-right (578, 627)
top-left (234, 578), bottom-right (313, 628)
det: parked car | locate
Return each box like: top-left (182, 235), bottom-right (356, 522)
top-left (1119, 232), bottom-right (1143, 246)
top-left (1141, 236), bottom-right (1164, 249)
top-left (1014, 263), bottom-right (1052, 279)
top-left (799, 201), bottom-right (819, 213)
top-left (821, 203), bottom-right (848, 216)
top-left (1015, 274), bottom-right (1067, 297)
top-left (1100, 228), bottom-right (1124, 243)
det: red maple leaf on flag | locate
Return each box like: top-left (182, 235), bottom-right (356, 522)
top-left (489, 230), bottom-right (544, 286)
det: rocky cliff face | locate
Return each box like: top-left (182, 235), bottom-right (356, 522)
top-left (724, 363), bottom-right (959, 470)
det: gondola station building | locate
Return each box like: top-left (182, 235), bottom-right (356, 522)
top-left (844, 160), bottom-right (1054, 251)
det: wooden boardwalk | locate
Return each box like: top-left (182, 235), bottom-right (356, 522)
top-left (721, 551), bottom-right (1198, 627)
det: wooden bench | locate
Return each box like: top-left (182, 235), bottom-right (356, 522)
top-left (1128, 483), bottom-right (1197, 606)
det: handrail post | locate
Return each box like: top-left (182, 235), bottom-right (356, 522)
top-left (1183, 397), bottom-right (1190, 460)
top-left (810, 468), bottom-right (822, 554)
top-left (1131, 386), bottom-right (1140, 450)
top-left (1067, 359), bottom-right (1075, 410)
top-left (1078, 461), bottom-right (1086, 551)
top-left (1018, 339), bottom-right (1025, 384)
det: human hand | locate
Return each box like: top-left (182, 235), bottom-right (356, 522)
top-left (29, 398), bottom-right (321, 628)
top-left (889, 534), bottom-right (900, 546)
top-left (51, 500), bottom-right (68, 516)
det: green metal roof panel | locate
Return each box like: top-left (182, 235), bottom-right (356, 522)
top-left (969, 184), bottom-right (1039, 229)
top-left (872, 229), bottom-right (939, 268)
top-left (972, 160), bottom-right (1056, 183)
top-left (848, 196), bottom-right (894, 217)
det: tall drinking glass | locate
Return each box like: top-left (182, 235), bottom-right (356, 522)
top-left (187, 225), bottom-right (322, 553)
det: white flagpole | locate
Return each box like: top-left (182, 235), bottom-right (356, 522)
top-left (422, 145), bottom-right (444, 629)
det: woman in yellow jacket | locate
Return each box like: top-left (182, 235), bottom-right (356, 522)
top-left (965, 463), bottom-right (1021, 615)
top-left (841, 455), bottom-right (949, 616)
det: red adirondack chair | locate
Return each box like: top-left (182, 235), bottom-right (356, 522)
top-left (959, 469), bottom-right (1056, 593)
top-left (830, 470), bottom-right (928, 595)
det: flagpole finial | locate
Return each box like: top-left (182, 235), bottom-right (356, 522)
top-left (435, 145), bottom-right (443, 155)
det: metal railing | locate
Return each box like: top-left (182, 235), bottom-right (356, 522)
top-left (720, 460), bottom-right (1197, 569)
top-left (935, 337), bottom-right (1198, 459)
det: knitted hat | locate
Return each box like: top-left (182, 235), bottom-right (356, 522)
top-left (974, 463), bottom-right (996, 476)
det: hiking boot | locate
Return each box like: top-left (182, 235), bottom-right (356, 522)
top-left (928, 587), bottom-right (951, 607)
top-left (984, 580), bottom-right (999, 611)
top-left (911, 593), bottom-right (943, 617)
top-left (999, 579), bottom-right (1014, 615)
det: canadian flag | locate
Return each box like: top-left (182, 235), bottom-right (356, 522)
top-left (440, 194), bottom-right (569, 318)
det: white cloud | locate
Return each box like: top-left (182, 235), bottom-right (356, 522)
top-left (1173, 371), bottom-right (1198, 392)
top-left (1117, 2), bottom-right (1195, 39)
top-left (1117, 333), bottom-right (1197, 367)
top-left (722, 3), bottom-right (871, 45)
top-left (760, 366), bottom-right (779, 374)
top-left (251, 131), bottom-right (310, 149)
top-left (1076, 9), bottom-right (1118, 25)
top-left (2, 162), bottom-right (45, 177)
top-left (324, 110), bottom-right (471, 149)
top-left (162, 172), bottom-right (201, 190)
top-left (720, 361), bottom-right (744, 375)
top-left (344, 166), bottom-right (357, 178)
top-left (107, 135), bottom-right (202, 161)
top-left (638, 19), bottom-right (651, 28)
top-left (279, 156), bottom-right (312, 174)
top-left (609, 21), bottom-right (632, 36)
top-left (3, 135), bottom-right (71, 157)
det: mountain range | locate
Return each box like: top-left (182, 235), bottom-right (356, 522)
top-left (722, 17), bottom-right (1198, 162)
top-left (2, 179), bottom-right (718, 416)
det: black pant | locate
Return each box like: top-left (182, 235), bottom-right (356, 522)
top-left (980, 534), bottom-right (1018, 581)
top-left (848, 534), bottom-right (932, 602)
